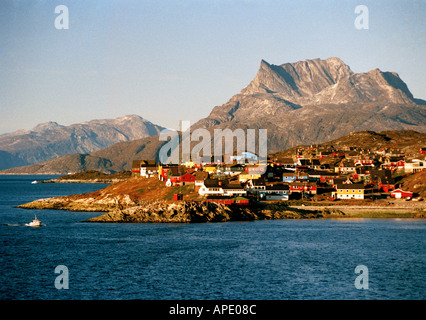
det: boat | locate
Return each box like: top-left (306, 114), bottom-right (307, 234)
top-left (31, 180), bottom-right (38, 184)
top-left (25, 215), bottom-right (42, 227)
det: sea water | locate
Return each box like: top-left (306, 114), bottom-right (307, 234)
top-left (0, 175), bottom-right (424, 300)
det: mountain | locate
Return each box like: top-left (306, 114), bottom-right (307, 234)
top-left (0, 115), bottom-right (165, 170)
top-left (192, 57), bottom-right (426, 153)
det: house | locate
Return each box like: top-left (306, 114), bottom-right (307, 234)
top-left (317, 171), bottom-right (340, 183)
top-left (198, 179), bottom-right (226, 196)
top-left (405, 160), bottom-right (425, 173)
top-left (339, 160), bottom-right (356, 173)
top-left (306, 170), bottom-right (339, 183)
top-left (390, 189), bottom-right (413, 199)
top-left (334, 183), bottom-right (366, 200)
top-left (259, 184), bottom-right (290, 201)
top-left (158, 164), bottom-right (181, 181)
top-left (140, 160), bottom-right (158, 178)
top-left (353, 166), bottom-right (372, 182)
top-left (132, 160), bottom-right (142, 177)
top-left (378, 176), bottom-right (396, 192)
top-left (282, 171), bottom-right (298, 183)
top-left (382, 157), bottom-right (405, 171)
top-left (420, 148), bottom-right (426, 155)
top-left (280, 157), bottom-right (296, 169)
top-left (282, 169), bottom-right (310, 182)
top-left (168, 172), bottom-right (196, 186)
top-left (289, 181), bottom-right (317, 194)
top-left (369, 169), bottom-right (392, 185)
top-left (296, 158), bottom-right (316, 168)
top-left (193, 171), bottom-right (209, 192)
top-left (198, 179), bottom-right (246, 197)
top-left (346, 150), bottom-right (360, 160)
top-left (331, 177), bottom-right (353, 189)
top-left (354, 159), bottom-right (375, 166)
top-left (246, 178), bottom-right (266, 192)
top-left (203, 164), bottom-right (218, 173)
top-left (222, 183), bottom-right (247, 197)
top-left (238, 165), bottom-right (266, 182)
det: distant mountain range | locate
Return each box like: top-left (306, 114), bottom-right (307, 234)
top-left (1, 57), bottom-right (425, 174)
top-left (0, 115), bottom-right (165, 170)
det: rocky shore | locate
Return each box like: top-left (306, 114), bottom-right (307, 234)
top-left (17, 196), bottom-right (346, 223)
top-left (38, 170), bottom-right (132, 184)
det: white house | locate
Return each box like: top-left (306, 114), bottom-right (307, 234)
top-left (405, 159), bottom-right (425, 173)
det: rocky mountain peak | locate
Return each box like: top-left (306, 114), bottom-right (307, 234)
top-left (193, 57), bottom-right (426, 153)
top-left (239, 57), bottom-right (417, 106)
top-left (31, 121), bottom-right (63, 133)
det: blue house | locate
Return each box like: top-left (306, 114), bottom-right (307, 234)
top-left (282, 172), bottom-right (297, 183)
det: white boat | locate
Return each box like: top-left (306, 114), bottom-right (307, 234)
top-left (25, 215), bottom-right (42, 227)
top-left (31, 180), bottom-right (38, 184)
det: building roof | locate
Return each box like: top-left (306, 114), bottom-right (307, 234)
top-left (132, 160), bottom-right (141, 168)
top-left (203, 178), bottom-right (227, 188)
top-left (222, 183), bottom-right (245, 190)
top-left (336, 183), bottom-right (365, 190)
top-left (265, 184), bottom-right (290, 191)
top-left (193, 171), bottom-right (209, 181)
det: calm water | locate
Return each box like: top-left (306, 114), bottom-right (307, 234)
top-left (0, 175), bottom-right (425, 300)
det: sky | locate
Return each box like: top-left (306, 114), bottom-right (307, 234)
top-left (0, 0), bottom-right (425, 134)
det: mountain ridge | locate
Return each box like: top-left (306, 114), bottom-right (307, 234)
top-left (192, 57), bottom-right (425, 152)
top-left (0, 115), bottom-right (165, 170)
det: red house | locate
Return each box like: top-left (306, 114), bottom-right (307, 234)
top-left (170, 173), bottom-right (195, 185)
top-left (289, 182), bottom-right (317, 194)
top-left (391, 189), bottom-right (413, 199)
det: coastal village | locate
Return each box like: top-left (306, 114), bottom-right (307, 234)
top-left (131, 144), bottom-right (426, 206)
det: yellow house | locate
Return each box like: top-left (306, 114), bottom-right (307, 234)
top-left (335, 183), bottom-right (365, 199)
top-left (184, 160), bottom-right (195, 168)
top-left (203, 165), bottom-right (217, 173)
top-left (239, 173), bottom-right (261, 182)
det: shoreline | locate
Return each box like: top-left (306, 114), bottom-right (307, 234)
top-left (17, 197), bottom-right (426, 222)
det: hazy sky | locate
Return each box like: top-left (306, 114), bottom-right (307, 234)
top-left (1, 0), bottom-right (425, 134)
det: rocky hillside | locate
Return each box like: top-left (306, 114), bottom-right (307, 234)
top-left (0, 115), bottom-right (165, 170)
top-left (192, 57), bottom-right (426, 153)
top-left (398, 171), bottom-right (426, 198)
top-left (271, 130), bottom-right (426, 160)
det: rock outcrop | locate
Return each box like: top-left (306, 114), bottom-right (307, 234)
top-left (18, 196), bottom-right (345, 223)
